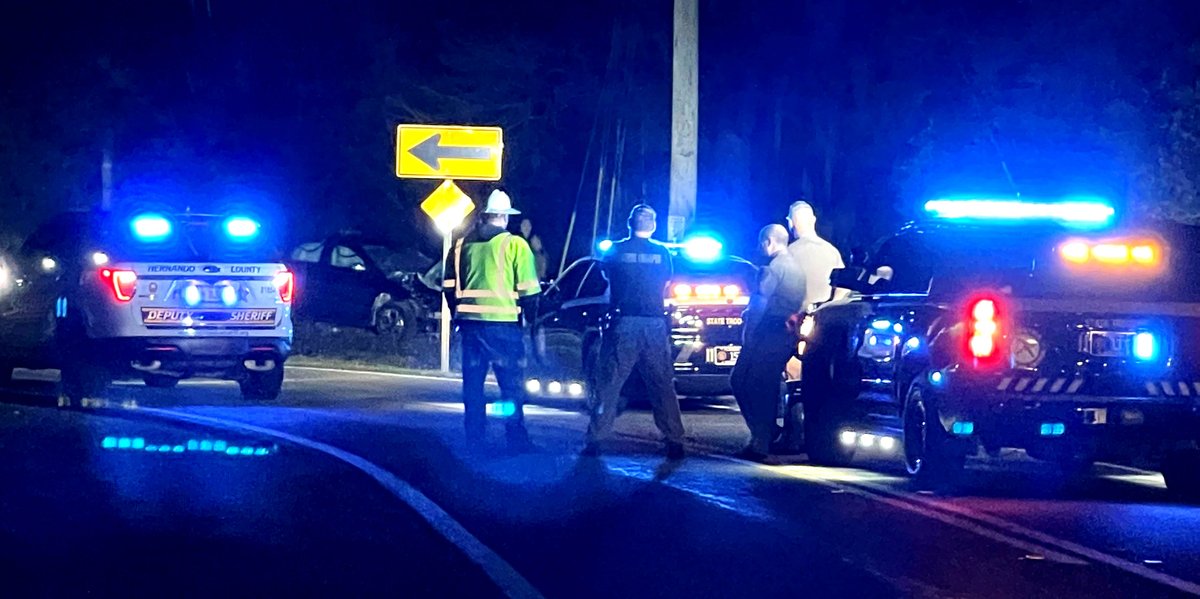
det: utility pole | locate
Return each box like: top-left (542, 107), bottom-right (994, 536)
top-left (668, 0), bottom-right (698, 242)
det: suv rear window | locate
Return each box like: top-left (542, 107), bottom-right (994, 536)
top-left (876, 224), bottom-right (1200, 302)
top-left (103, 213), bottom-right (283, 263)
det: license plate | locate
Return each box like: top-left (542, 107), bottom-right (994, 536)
top-left (706, 345), bottom-right (741, 366)
top-left (705, 316), bottom-right (744, 326)
top-left (142, 308), bottom-right (277, 327)
top-left (1081, 330), bottom-right (1136, 357)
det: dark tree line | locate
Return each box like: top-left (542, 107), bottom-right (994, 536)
top-left (2, 0), bottom-right (1198, 263)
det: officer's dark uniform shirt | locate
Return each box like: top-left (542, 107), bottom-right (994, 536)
top-left (602, 236), bottom-right (673, 317)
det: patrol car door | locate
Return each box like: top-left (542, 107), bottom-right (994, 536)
top-left (845, 234), bottom-right (932, 412)
top-left (321, 244), bottom-right (379, 328)
top-left (536, 260), bottom-right (605, 375)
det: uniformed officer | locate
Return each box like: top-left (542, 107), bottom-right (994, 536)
top-left (583, 204), bottom-right (685, 460)
top-left (443, 190), bottom-right (542, 451)
top-left (787, 200), bottom-right (847, 310)
top-left (731, 224), bottom-right (806, 462)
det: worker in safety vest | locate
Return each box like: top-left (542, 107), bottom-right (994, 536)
top-left (443, 190), bottom-right (542, 451)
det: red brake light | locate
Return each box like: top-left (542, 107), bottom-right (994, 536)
top-left (966, 296), bottom-right (1003, 366)
top-left (274, 270), bottom-right (295, 303)
top-left (100, 269), bottom-right (137, 302)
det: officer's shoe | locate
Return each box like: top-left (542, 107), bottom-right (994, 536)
top-left (666, 441), bottom-right (686, 461)
top-left (734, 446), bottom-right (771, 464)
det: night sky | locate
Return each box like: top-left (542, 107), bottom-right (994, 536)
top-left (2, 0), bottom-right (1198, 264)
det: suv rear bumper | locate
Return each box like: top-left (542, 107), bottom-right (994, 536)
top-left (88, 337), bottom-right (291, 380)
top-left (933, 387), bottom-right (1200, 462)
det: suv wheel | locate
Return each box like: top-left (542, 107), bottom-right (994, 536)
top-left (374, 301), bottom-right (416, 338)
top-left (902, 384), bottom-right (965, 489)
top-left (240, 365), bottom-right (284, 401)
top-left (1163, 450), bottom-right (1200, 502)
top-left (144, 375), bottom-right (180, 389)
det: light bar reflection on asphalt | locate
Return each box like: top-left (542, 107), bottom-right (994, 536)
top-left (924, 198), bottom-right (1115, 226)
top-left (101, 436), bottom-right (273, 456)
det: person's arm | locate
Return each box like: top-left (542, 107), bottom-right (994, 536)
top-left (511, 236), bottom-right (541, 327)
top-left (830, 247), bottom-right (851, 301)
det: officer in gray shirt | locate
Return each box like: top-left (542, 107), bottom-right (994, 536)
top-left (731, 224), bottom-right (806, 461)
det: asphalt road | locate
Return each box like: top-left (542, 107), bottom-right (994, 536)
top-left (3, 365), bottom-right (1200, 598)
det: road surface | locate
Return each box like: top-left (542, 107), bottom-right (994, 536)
top-left (2, 365), bottom-right (1198, 598)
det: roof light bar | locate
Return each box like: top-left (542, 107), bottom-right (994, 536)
top-left (923, 199), bottom-right (1115, 226)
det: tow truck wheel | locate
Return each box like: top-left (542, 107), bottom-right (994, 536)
top-left (61, 360), bottom-right (111, 403)
top-left (1163, 450), bottom-right (1200, 502)
top-left (902, 384), bottom-right (964, 489)
top-left (143, 375), bottom-right (180, 389)
top-left (374, 301), bottom-right (416, 339)
top-left (240, 366), bottom-right (284, 401)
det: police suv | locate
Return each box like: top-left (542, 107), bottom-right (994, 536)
top-left (528, 236), bottom-right (753, 400)
top-left (786, 198), bottom-right (1200, 499)
top-left (0, 211), bottom-right (294, 401)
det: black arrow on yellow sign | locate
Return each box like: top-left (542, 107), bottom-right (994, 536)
top-left (408, 133), bottom-right (494, 170)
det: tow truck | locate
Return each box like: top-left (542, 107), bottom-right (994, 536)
top-left (0, 209), bottom-right (294, 402)
top-left (785, 198), bottom-right (1200, 499)
top-left (528, 235), bottom-right (754, 400)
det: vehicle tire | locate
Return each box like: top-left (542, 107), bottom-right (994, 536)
top-left (373, 301), bottom-right (417, 339)
top-left (902, 384), bottom-right (965, 489)
top-left (143, 375), bottom-right (180, 389)
top-left (804, 399), bottom-right (856, 466)
top-left (1162, 450), bottom-right (1200, 502)
top-left (240, 365), bottom-right (284, 401)
top-left (61, 360), bottom-right (111, 403)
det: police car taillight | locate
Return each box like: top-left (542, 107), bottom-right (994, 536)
top-left (966, 296), bottom-right (1004, 366)
top-left (274, 270), bottom-right (295, 303)
top-left (100, 269), bottom-right (137, 302)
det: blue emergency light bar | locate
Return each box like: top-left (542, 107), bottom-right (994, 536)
top-left (131, 214), bottom-right (172, 242)
top-left (224, 216), bottom-right (261, 240)
top-left (923, 198), bottom-right (1115, 227)
top-left (681, 235), bottom-right (723, 263)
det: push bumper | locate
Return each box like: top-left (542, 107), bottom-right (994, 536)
top-left (931, 378), bottom-right (1200, 462)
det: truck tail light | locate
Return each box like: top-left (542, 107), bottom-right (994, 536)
top-left (274, 270), bottom-right (295, 303)
top-left (966, 296), bottom-right (1003, 366)
top-left (100, 269), bottom-right (137, 302)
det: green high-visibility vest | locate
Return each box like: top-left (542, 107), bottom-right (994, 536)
top-left (444, 231), bottom-right (541, 322)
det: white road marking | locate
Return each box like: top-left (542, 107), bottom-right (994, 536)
top-left (133, 407), bottom-right (544, 599)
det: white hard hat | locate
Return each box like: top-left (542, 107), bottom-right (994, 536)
top-left (484, 189), bottom-right (521, 215)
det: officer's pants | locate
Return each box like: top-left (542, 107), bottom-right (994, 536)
top-left (587, 317), bottom-right (685, 444)
top-left (730, 317), bottom-right (795, 454)
top-left (460, 320), bottom-right (528, 440)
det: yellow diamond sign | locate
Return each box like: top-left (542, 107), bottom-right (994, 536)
top-left (421, 180), bottom-right (476, 234)
top-left (396, 124), bottom-right (503, 181)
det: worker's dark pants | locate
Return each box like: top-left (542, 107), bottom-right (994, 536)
top-left (730, 317), bottom-right (795, 454)
top-left (459, 320), bottom-right (528, 441)
top-left (587, 317), bottom-right (685, 445)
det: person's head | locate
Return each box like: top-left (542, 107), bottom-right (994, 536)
top-left (483, 189), bottom-right (520, 228)
top-left (627, 204), bottom-right (657, 238)
top-left (519, 218), bottom-right (533, 238)
top-left (758, 224), bottom-right (790, 258)
top-left (787, 200), bottom-right (817, 238)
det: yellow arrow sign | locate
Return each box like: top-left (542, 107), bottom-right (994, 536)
top-left (421, 180), bottom-right (476, 234)
top-left (396, 124), bottom-right (503, 181)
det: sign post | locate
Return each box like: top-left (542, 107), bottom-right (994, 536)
top-left (397, 124), bottom-right (503, 373)
top-left (420, 179), bottom-right (477, 373)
